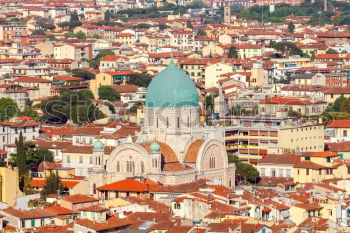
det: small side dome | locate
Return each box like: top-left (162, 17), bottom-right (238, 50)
top-left (94, 140), bottom-right (104, 150)
top-left (150, 141), bottom-right (160, 152)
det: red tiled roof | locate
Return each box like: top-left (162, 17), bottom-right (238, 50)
top-left (184, 140), bottom-right (204, 163)
top-left (97, 178), bottom-right (164, 192)
top-left (100, 55), bottom-right (122, 61)
top-left (43, 205), bottom-right (75, 215)
top-left (260, 97), bottom-right (312, 105)
top-left (294, 160), bottom-right (325, 169)
top-left (54, 76), bottom-right (83, 82)
top-left (309, 151), bottom-right (338, 157)
top-left (30, 179), bottom-right (79, 189)
top-left (2, 208), bottom-right (55, 220)
top-left (113, 84), bottom-right (138, 93)
top-left (257, 153), bottom-right (300, 165)
top-left (327, 120), bottom-right (350, 128)
top-left (75, 217), bottom-right (131, 232)
top-left (294, 203), bottom-right (322, 210)
top-left (324, 87), bottom-right (350, 94)
top-left (140, 141), bottom-right (178, 163)
top-left (13, 77), bottom-right (52, 83)
top-left (61, 194), bottom-right (98, 204)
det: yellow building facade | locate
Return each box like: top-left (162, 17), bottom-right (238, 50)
top-left (0, 167), bottom-right (23, 206)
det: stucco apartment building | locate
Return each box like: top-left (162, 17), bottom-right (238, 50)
top-left (323, 87), bottom-right (350, 103)
top-left (259, 97), bottom-right (327, 117)
top-left (257, 151), bottom-right (349, 184)
top-left (54, 43), bottom-right (92, 62)
top-left (225, 116), bottom-right (324, 160)
top-left (325, 120), bottom-right (350, 143)
top-left (12, 77), bottom-right (52, 100)
top-left (0, 120), bottom-right (40, 150)
top-left (140, 34), bottom-right (171, 53)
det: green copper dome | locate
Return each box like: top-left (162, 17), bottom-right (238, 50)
top-left (93, 140), bottom-right (104, 150)
top-left (146, 60), bottom-right (199, 107)
top-left (150, 141), bottom-right (160, 152)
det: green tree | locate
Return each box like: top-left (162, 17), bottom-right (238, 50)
top-left (129, 102), bottom-right (143, 113)
top-left (23, 173), bottom-right (34, 195)
top-left (186, 20), bottom-right (193, 29)
top-left (326, 95), bottom-right (346, 112)
top-left (0, 98), bottom-right (19, 121)
top-left (288, 20), bottom-right (295, 33)
top-left (26, 148), bottom-right (54, 170)
top-left (228, 154), bottom-right (259, 184)
top-left (196, 29), bottom-right (207, 37)
top-left (70, 10), bottom-right (80, 22)
top-left (11, 142), bottom-right (54, 169)
top-left (38, 22), bottom-right (55, 30)
top-left (98, 86), bottom-right (120, 101)
top-left (287, 109), bottom-right (302, 117)
top-left (75, 31), bottom-right (86, 39)
top-left (269, 41), bottom-right (303, 57)
top-left (15, 132), bottom-right (26, 191)
top-left (70, 69), bottom-right (95, 80)
top-left (65, 31), bottom-right (76, 38)
top-left (32, 29), bottom-right (46, 36)
top-left (19, 105), bottom-right (39, 119)
top-left (159, 24), bottom-right (169, 30)
top-left (60, 11), bottom-right (82, 28)
top-left (41, 172), bottom-right (64, 199)
top-left (326, 48), bottom-right (339, 54)
top-left (40, 90), bottom-right (104, 124)
top-left (104, 10), bottom-right (111, 21)
top-left (88, 50), bottom-right (115, 69)
top-left (127, 73), bottom-right (152, 87)
top-left (228, 46), bottom-right (238, 58)
top-left (80, 89), bottom-right (94, 100)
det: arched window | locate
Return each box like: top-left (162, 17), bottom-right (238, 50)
top-left (166, 117), bottom-right (169, 128)
top-left (141, 161), bottom-right (144, 173)
top-left (117, 161), bottom-right (120, 172)
top-left (98, 157), bottom-right (101, 165)
top-left (209, 154), bottom-right (216, 169)
top-left (126, 161), bottom-right (130, 172)
top-left (93, 183), bottom-right (96, 195)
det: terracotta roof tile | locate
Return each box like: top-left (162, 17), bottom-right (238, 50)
top-left (97, 178), bottom-right (164, 192)
top-left (184, 140), bottom-right (204, 163)
top-left (61, 194), bottom-right (98, 204)
top-left (140, 141), bottom-right (178, 163)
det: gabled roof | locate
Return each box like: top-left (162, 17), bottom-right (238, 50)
top-left (259, 97), bottom-right (312, 105)
top-left (327, 120), bottom-right (350, 128)
top-left (2, 208), bottom-right (55, 220)
top-left (13, 77), bottom-right (52, 83)
top-left (97, 178), bottom-right (164, 192)
top-left (257, 153), bottom-right (300, 165)
top-left (294, 203), bottom-right (322, 210)
top-left (61, 194), bottom-right (98, 204)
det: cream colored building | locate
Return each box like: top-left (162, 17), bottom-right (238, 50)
top-left (250, 63), bottom-right (269, 87)
top-left (259, 97), bottom-right (327, 117)
top-left (115, 33), bottom-right (136, 45)
top-left (202, 43), bottom-right (225, 57)
top-left (204, 62), bottom-right (233, 89)
top-left (225, 116), bottom-right (324, 160)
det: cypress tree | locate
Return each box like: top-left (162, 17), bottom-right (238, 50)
top-left (41, 172), bottom-right (64, 198)
top-left (16, 132), bottom-right (26, 178)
